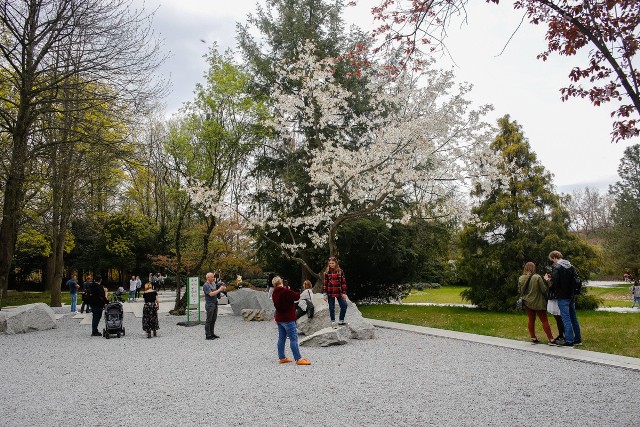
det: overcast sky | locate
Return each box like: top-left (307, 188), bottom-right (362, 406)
top-left (139, 0), bottom-right (637, 193)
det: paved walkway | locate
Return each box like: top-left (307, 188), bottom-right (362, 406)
top-left (370, 319), bottom-right (640, 371)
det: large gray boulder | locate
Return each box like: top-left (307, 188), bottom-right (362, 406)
top-left (228, 288), bottom-right (275, 317)
top-left (297, 295), bottom-right (375, 340)
top-left (0, 303), bottom-right (57, 335)
top-left (299, 326), bottom-right (350, 347)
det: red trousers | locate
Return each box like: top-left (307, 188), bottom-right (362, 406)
top-left (525, 306), bottom-right (554, 340)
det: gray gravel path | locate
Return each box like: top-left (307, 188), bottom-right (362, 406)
top-left (1, 308), bottom-right (638, 427)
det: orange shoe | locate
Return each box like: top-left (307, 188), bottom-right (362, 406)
top-left (279, 357), bottom-right (293, 364)
top-left (296, 358), bottom-right (311, 365)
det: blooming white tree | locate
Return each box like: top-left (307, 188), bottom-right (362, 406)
top-left (224, 41), bottom-right (498, 280)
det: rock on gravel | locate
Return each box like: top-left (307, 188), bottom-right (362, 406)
top-left (0, 303), bottom-right (57, 334)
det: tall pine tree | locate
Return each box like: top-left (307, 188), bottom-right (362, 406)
top-left (459, 115), bottom-right (595, 311)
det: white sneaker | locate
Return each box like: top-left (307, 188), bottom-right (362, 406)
top-left (331, 322), bottom-right (337, 328)
top-left (338, 321), bottom-right (347, 326)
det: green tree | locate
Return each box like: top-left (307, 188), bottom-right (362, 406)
top-left (163, 46), bottom-right (267, 312)
top-left (237, 0), bottom-right (345, 96)
top-left (0, 0), bottom-right (165, 307)
top-left (607, 144), bottom-right (640, 274)
top-left (98, 212), bottom-right (158, 281)
top-left (459, 115), bottom-right (596, 311)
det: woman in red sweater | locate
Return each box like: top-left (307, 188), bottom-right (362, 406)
top-left (271, 276), bottom-right (311, 365)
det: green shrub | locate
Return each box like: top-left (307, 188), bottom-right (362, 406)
top-left (412, 282), bottom-right (441, 291)
top-left (575, 293), bottom-right (603, 310)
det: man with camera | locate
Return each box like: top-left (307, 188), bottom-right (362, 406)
top-left (203, 272), bottom-right (226, 340)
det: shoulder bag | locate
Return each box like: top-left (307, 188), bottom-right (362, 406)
top-left (516, 275), bottom-right (533, 310)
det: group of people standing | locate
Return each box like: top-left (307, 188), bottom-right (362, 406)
top-left (67, 256), bottom-right (350, 360)
top-left (518, 250), bottom-right (582, 347)
top-left (65, 273), bottom-right (160, 338)
top-left (128, 275), bottom-right (142, 302)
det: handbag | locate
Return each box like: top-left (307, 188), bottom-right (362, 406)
top-left (516, 275), bottom-right (533, 310)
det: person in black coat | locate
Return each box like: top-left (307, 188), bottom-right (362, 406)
top-left (89, 275), bottom-right (108, 336)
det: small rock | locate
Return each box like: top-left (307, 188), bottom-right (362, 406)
top-left (299, 326), bottom-right (350, 347)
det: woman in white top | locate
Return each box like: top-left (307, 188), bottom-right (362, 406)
top-left (296, 280), bottom-right (314, 319)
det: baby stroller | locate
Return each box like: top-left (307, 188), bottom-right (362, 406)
top-left (113, 286), bottom-right (127, 302)
top-left (103, 294), bottom-right (125, 339)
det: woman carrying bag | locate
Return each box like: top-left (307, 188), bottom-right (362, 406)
top-left (518, 262), bottom-right (557, 346)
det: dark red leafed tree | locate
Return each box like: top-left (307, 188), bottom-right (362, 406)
top-left (363, 0), bottom-right (640, 142)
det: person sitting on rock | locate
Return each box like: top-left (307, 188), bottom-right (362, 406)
top-left (296, 280), bottom-right (314, 320)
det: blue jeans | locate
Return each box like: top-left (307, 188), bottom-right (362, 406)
top-left (632, 296), bottom-right (640, 308)
top-left (277, 321), bottom-right (302, 361)
top-left (557, 298), bottom-right (581, 344)
top-left (327, 296), bottom-right (348, 322)
top-left (129, 290), bottom-right (135, 302)
top-left (70, 293), bottom-right (77, 312)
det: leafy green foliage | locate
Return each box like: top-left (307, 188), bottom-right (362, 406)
top-left (458, 115), bottom-right (597, 311)
top-left (607, 144), bottom-right (640, 274)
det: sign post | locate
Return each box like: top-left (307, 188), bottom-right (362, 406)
top-left (187, 276), bottom-right (201, 323)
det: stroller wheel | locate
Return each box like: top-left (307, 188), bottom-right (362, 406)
top-left (105, 332), bottom-right (110, 339)
top-left (122, 327), bottom-right (125, 336)
top-left (117, 331), bottom-right (120, 338)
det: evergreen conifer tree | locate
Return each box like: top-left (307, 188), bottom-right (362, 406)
top-left (459, 115), bottom-right (595, 311)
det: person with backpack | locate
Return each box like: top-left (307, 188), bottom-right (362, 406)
top-left (630, 279), bottom-right (640, 308)
top-left (545, 250), bottom-right (582, 347)
top-left (296, 280), bottom-right (314, 320)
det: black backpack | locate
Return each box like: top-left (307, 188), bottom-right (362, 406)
top-left (570, 266), bottom-right (583, 295)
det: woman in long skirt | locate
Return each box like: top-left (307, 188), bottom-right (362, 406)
top-left (142, 283), bottom-right (159, 338)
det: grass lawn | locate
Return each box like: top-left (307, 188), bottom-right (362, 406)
top-left (359, 304), bottom-right (640, 358)
top-left (1, 291), bottom-right (72, 308)
top-left (587, 285), bottom-right (634, 308)
top-left (403, 284), bottom-right (637, 309)
top-left (402, 286), bottom-right (470, 304)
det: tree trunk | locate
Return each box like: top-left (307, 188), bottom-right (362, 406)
top-left (0, 129), bottom-right (30, 308)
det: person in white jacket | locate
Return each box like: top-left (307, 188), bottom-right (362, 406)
top-left (296, 280), bottom-right (314, 319)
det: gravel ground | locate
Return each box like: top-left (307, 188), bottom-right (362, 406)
top-left (1, 307), bottom-right (639, 427)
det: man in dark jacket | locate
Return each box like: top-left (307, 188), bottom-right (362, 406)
top-left (547, 250), bottom-right (582, 347)
top-left (89, 275), bottom-right (107, 336)
top-left (80, 276), bottom-right (93, 314)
